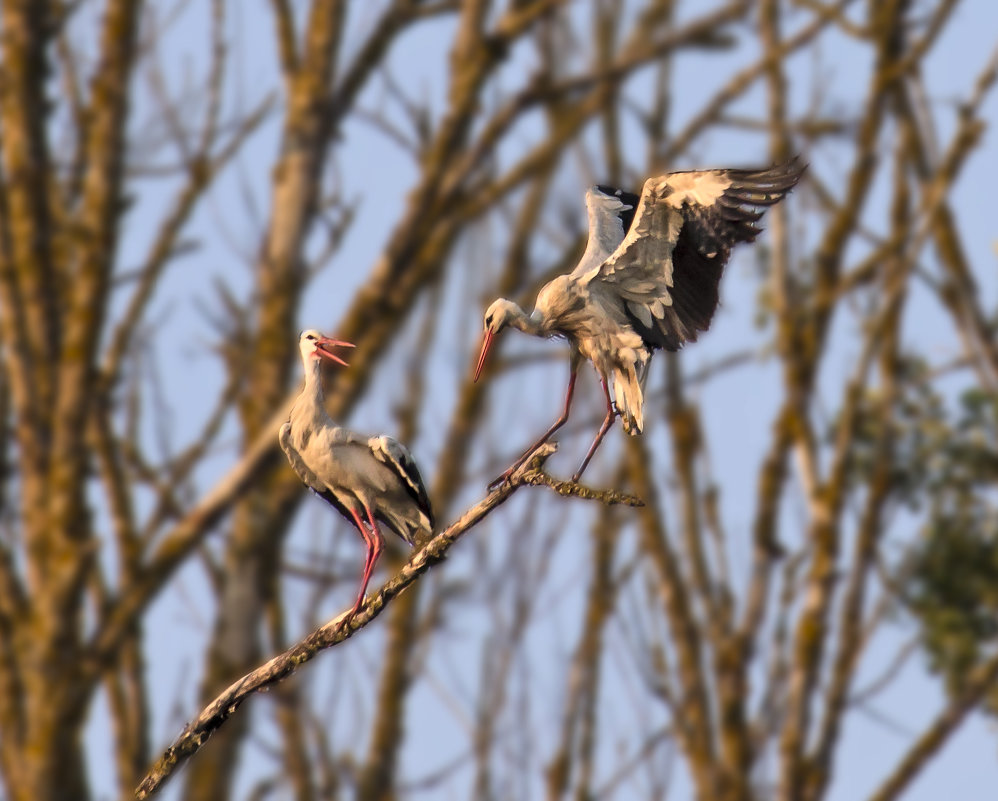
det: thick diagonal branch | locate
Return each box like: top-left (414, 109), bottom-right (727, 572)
top-left (136, 445), bottom-right (640, 798)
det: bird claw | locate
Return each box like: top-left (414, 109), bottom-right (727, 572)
top-left (490, 442), bottom-right (561, 490)
top-left (487, 470), bottom-right (515, 491)
top-left (340, 607), bottom-right (359, 628)
top-left (337, 593), bottom-right (366, 629)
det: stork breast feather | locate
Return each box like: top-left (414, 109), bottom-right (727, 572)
top-left (280, 424), bottom-right (324, 493)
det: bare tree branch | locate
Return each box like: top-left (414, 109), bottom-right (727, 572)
top-left (136, 444), bottom-right (639, 797)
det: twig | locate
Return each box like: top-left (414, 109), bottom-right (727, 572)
top-left (519, 469), bottom-right (644, 507)
top-left (866, 648), bottom-right (998, 801)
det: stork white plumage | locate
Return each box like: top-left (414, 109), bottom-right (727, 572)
top-left (475, 157), bottom-right (805, 485)
top-left (280, 330), bottom-right (434, 616)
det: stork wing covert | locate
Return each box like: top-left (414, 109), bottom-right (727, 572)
top-left (369, 435), bottom-right (435, 528)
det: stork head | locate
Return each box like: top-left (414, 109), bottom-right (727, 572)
top-left (298, 329), bottom-right (355, 367)
top-left (474, 298), bottom-right (519, 382)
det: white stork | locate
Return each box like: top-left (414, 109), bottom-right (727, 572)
top-left (475, 157), bottom-right (805, 484)
top-left (280, 330), bottom-right (434, 616)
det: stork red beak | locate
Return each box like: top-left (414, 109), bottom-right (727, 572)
top-left (316, 336), bottom-right (355, 367)
top-left (474, 329), bottom-right (494, 383)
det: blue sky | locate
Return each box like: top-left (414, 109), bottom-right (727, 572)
top-left (81, 2), bottom-right (998, 798)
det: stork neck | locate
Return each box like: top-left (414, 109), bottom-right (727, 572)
top-left (302, 355), bottom-right (326, 405)
top-left (509, 305), bottom-right (544, 336)
top-left (292, 355), bottom-right (338, 432)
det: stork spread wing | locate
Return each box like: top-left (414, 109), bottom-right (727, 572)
top-left (590, 157), bottom-right (805, 350)
top-left (369, 435), bottom-right (435, 528)
top-left (572, 184), bottom-right (641, 278)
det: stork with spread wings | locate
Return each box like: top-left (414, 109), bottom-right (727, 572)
top-left (475, 157), bottom-right (805, 486)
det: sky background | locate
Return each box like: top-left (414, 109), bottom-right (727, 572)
top-left (75, 1), bottom-right (998, 798)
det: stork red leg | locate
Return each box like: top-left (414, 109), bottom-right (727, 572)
top-left (572, 377), bottom-right (617, 482)
top-left (346, 507), bottom-right (378, 617)
top-left (489, 365), bottom-right (578, 490)
top-left (351, 505), bottom-right (384, 613)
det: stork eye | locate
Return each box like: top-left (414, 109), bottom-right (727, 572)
top-left (305, 334), bottom-right (316, 340)
top-left (484, 314), bottom-right (494, 328)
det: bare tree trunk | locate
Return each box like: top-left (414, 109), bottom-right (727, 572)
top-left (0, 1), bottom-right (140, 797)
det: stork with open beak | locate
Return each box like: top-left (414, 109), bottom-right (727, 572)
top-left (280, 330), bottom-right (434, 617)
top-left (475, 157), bottom-right (805, 485)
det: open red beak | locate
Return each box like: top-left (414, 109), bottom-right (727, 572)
top-left (316, 336), bottom-right (355, 367)
top-left (474, 329), bottom-right (494, 383)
